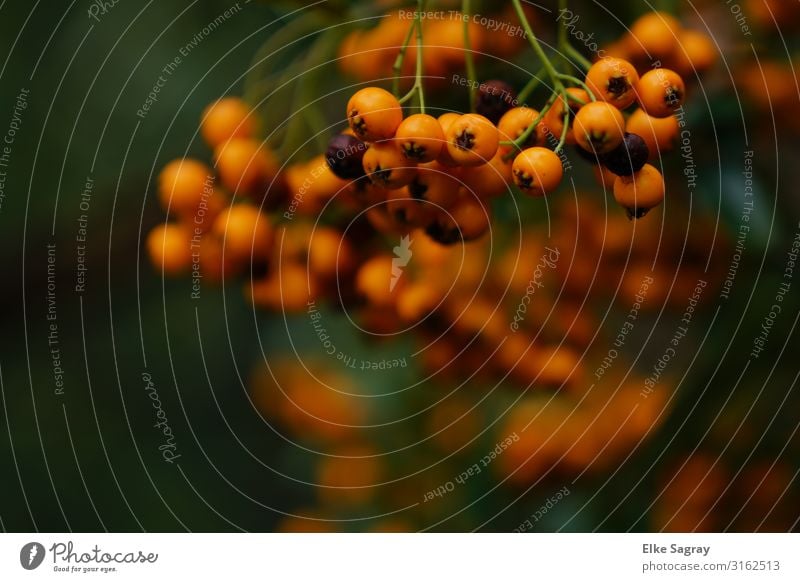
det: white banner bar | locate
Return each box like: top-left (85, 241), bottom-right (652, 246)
top-left (1, 534), bottom-right (797, 581)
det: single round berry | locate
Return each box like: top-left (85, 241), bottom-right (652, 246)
top-left (346, 87), bottom-right (403, 142)
top-left (395, 113), bottom-right (445, 163)
top-left (326, 134), bottom-right (367, 180)
top-left (573, 101), bottom-right (626, 154)
top-left (445, 113), bottom-right (500, 167)
top-left (475, 79), bottom-right (517, 124)
top-left (511, 147), bottom-right (564, 197)
top-left (636, 68), bottom-right (686, 118)
top-left (498, 107), bottom-right (548, 149)
top-left (599, 132), bottom-right (650, 176)
top-left (626, 108), bottom-right (679, 157)
top-left (147, 223), bottom-right (192, 275)
top-left (613, 163), bottom-right (665, 219)
top-left (201, 97), bottom-right (256, 148)
top-left (157, 158), bottom-right (214, 219)
top-left (362, 142), bottom-right (417, 189)
top-left (585, 57), bottom-right (640, 110)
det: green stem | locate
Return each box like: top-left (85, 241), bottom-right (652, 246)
top-left (516, 66), bottom-right (546, 104)
top-left (553, 108), bottom-right (570, 154)
top-left (566, 44), bottom-right (592, 71)
top-left (415, 1), bottom-right (426, 114)
top-left (392, 19), bottom-right (417, 97)
top-left (511, 0), bottom-right (564, 93)
top-left (556, 73), bottom-right (597, 101)
top-left (398, 1), bottom-right (427, 113)
top-left (463, 0), bottom-right (477, 111)
top-left (500, 91), bottom-right (558, 160)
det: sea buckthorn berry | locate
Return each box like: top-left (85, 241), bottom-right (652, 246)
top-left (326, 133), bottom-right (368, 180)
top-left (476, 79), bottom-right (518, 124)
top-left (599, 132), bottom-right (650, 176)
top-left (201, 97), bottom-right (256, 148)
top-left (363, 141), bottom-right (417, 189)
top-left (512, 147), bottom-right (564, 197)
top-left (426, 194), bottom-right (491, 244)
top-left (573, 101), bottom-right (625, 154)
top-left (214, 138), bottom-right (279, 196)
top-left (585, 57), bottom-right (640, 110)
top-left (346, 87), bottom-right (403, 142)
top-left (636, 68), bottom-right (686, 118)
top-left (613, 163), bottom-right (665, 219)
top-left (498, 107), bottom-right (547, 149)
top-left (395, 114), bottom-right (445, 163)
top-left (212, 203), bottom-right (273, 266)
top-left (628, 11), bottom-right (681, 61)
top-left (147, 223), bottom-right (192, 275)
top-left (157, 158), bottom-right (214, 219)
top-left (626, 108), bottom-right (679, 157)
top-left (461, 151), bottom-right (513, 199)
top-left (445, 113), bottom-right (500, 167)
top-left (408, 162), bottom-right (461, 210)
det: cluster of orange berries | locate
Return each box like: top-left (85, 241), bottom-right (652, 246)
top-left (335, 57), bottom-right (687, 228)
top-left (146, 97), bottom-right (282, 285)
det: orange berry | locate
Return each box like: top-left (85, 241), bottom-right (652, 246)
top-left (636, 68), bottom-right (686, 118)
top-left (585, 57), bottom-right (641, 110)
top-left (347, 87), bottom-right (403, 142)
top-left (408, 162), bottom-right (461, 210)
top-left (445, 113), bottom-right (499, 167)
top-left (214, 138), bottom-right (279, 196)
top-left (436, 112), bottom-right (461, 166)
top-left (498, 107), bottom-right (548, 149)
top-left (511, 147), bottom-right (564, 196)
top-left (395, 113), bottom-right (445, 162)
top-left (573, 101), bottom-right (626, 154)
top-left (542, 88), bottom-right (589, 144)
top-left (626, 108), bottom-right (680, 158)
top-left (613, 163), bottom-right (665, 219)
top-left (628, 11), bottom-right (682, 61)
top-left (146, 223), bottom-right (192, 275)
top-left (211, 204), bottom-right (273, 267)
top-left (200, 97), bottom-right (256, 148)
top-left (675, 29), bottom-right (717, 75)
top-left (427, 194), bottom-right (491, 244)
top-left (397, 281), bottom-right (444, 322)
top-left (363, 141), bottom-right (417, 189)
top-left (461, 150), bottom-right (513, 198)
top-left (157, 158), bottom-right (214, 219)
top-left (385, 187), bottom-right (435, 228)
top-left (249, 261), bottom-right (313, 313)
top-left (307, 227), bottom-right (354, 280)
top-left (356, 254), bottom-right (404, 306)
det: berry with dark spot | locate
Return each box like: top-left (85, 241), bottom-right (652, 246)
top-left (326, 134), bottom-right (367, 180)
